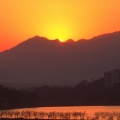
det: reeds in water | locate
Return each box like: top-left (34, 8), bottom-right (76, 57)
top-left (0, 110), bottom-right (119, 120)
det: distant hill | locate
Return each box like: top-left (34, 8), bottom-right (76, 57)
top-left (0, 31), bottom-right (120, 88)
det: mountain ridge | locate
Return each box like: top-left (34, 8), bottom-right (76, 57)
top-left (0, 31), bottom-right (120, 88)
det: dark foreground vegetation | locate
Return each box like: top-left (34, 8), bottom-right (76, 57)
top-left (0, 110), bottom-right (120, 120)
top-left (1, 78), bottom-right (120, 110)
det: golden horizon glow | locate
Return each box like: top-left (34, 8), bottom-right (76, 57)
top-left (42, 21), bottom-right (73, 41)
top-left (0, 0), bottom-right (120, 51)
top-left (59, 39), bottom-right (66, 43)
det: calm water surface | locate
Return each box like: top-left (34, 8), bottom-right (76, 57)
top-left (15, 106), bottom-right (120, 116)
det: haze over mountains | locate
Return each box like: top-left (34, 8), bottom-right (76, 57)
top-left (0, 31), bottom-right (120, 88)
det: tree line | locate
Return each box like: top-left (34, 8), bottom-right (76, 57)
top-left (0, 77), bottom-right (120, 110)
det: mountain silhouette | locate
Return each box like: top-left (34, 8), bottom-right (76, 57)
top-left (0, 31), bottom-right (120, 87)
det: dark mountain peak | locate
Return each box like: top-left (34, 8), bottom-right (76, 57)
top-left (91, 31), bottom-right (120, 41)
top-left (12, 36), bottom-right (60, 51)
top-left (32, 35), bottom-right (42, 39)
top-left (19, 36), bottom-right (50, 45)
top-left (18, 36), bottom-right (64, 46)
top-left (0, 31), bottom-right (120, 87)
top-left (66, 39), bottom-right (74, 43)
top-left (30, 35), bottom-right (49, 41)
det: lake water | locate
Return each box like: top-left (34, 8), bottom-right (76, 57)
top-left (0, 106), bottom-right (119, 119)
top-left (15, 106), bottom-right (120, 116)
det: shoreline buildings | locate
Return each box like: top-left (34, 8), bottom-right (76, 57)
top-left (104, 69), bottom-right (120, 87)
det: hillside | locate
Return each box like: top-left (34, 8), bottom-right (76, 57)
top-left (0, 31), bottom-right (120, 87)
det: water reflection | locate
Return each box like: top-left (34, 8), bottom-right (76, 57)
top-left (17, 106), bottom-right (120, 115)
top-left (0, 106), bottom-right (120, 119)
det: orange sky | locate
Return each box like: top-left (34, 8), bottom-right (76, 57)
top-left (0, 0), bottom-right (120, 52)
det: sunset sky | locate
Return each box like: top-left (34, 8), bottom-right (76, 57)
top-left (0, 0), bottom-right (120, 52)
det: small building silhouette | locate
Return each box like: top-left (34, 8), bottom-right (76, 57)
top-left (104, 69), bottom-right (120, 87)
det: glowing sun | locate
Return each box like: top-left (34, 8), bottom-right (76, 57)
top-left (59, 39), bottom-right (65, 42)
top-left (42, 21), bottom-right (72, 42)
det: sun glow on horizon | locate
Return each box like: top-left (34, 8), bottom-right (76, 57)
top-left (58, 39), bottom-right (65, 42)
top-left (0, 0), bottom-right (120, 51)
top-left (39, 21), bottom-right (73, 42)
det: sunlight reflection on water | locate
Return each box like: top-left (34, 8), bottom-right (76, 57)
top-left (15, 106), bottom-right (120, 116)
